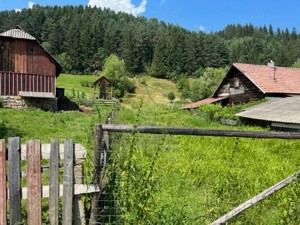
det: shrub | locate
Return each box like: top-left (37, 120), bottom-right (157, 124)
top-left (167, 92), bottom-right (175, 102)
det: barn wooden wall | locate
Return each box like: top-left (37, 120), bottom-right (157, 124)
top-left (0, 38), bottom-right (56, 76)
top-left (0, 38), bottom-right (57, 96)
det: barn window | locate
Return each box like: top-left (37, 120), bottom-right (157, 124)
top-left (234, 77), bottom-right (240, 88)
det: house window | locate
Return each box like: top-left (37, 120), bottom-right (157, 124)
top-left (234, 77), bottom-right (240, 88)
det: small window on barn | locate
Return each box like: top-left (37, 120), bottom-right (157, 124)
top-left (234, 77), bottom-right (240, 88)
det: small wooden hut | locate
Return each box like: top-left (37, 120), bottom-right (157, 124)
top-left (93, 76), bottom-right (112, 100)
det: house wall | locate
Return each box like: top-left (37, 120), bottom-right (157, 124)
top-left (215, 67), bottom-right (265, 105)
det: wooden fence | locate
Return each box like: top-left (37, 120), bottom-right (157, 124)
top-left (96, 124), bottom-right (300, 224)
top-left (0, 138), bottom-right (100, 225)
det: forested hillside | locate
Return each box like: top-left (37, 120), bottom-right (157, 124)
top-left (1, 5), bottom-right (300, 78)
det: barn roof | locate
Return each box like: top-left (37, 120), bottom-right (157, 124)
top-left (215, 63), bottom-right (300, 95)
top-left (0, 26), bottom-right (36, 40)
top-left (181, 96), bottom-right (228, 109)
top-left (236, 96), bottom-right (300, 125)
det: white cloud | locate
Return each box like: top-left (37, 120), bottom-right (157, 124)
top-left (28, 1), bottom-right (34, 9)
top-left (88, 0), bottom-right (147, 16)
top-left (199, 25), bottom-right (205, 32)
top-left (15, 9), bottom-right (21, 12)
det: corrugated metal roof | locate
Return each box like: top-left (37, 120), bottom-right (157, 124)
top-left (236, 96), bottom-right (300, 124)
top-left (0, 27), bottom-right (36, 40)
top-left (181, 96), bottom-right (228, 109)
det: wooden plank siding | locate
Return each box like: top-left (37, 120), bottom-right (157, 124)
top-left (0, 38), bottom-right (57, 97)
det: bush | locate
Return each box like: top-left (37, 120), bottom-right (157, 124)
top-left (0, 98), bottom-right (3, 108)
top-left (167, 92), bottom-right (175, 102)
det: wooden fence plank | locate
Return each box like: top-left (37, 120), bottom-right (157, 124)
top-left (26, 140), bottom-right (42, 225)
top-left (62, 140), bottom-right (74, 225)
top-left (49, 139), bottom-right (59, 225)
top-left (101, 124), bottom-right (300, 139)
top-left (8, 137), bottom-right (21, 225)
top-left (0, 139), bottom-right (6, 225)
top-left (210, 170), bottom-right (300, 225)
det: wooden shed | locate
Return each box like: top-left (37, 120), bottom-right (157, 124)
top-left (93, 76), bottom-right (112, 100)
top-left (0, 26), bottom-right (62, 110)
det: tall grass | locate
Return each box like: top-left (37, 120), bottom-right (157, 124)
top-left (107, 103), bottom-right (300, 224)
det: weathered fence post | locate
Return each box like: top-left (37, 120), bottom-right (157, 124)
top-left (8, 137), bottom-right (21, 225)
top-left (26, 140), bottom-right (42, 225)
top-left (0, 139), bottom-right (6, 225)
top-left (73, 164), bottom-right (86, 225)
top-left (49, 139), bottom-right (59, 225)
top-left (89, 124), bottom-right (103, 225)
top-left (62, 140), bottom-right (74, 225)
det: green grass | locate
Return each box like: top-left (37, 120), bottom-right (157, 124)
top-left (56, 73), bottom-right (97, 99)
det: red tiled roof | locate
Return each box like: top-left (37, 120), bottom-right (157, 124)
top-left (181, 96), bottom-right (228, 109)
top-left (233, 63), bottom-right (300, 94)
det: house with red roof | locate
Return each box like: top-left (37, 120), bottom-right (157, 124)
top-left (182, 62), bottom-right (300, 109)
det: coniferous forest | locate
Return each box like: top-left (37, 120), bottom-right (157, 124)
top-left (1, 5), bottom-right (300, 78)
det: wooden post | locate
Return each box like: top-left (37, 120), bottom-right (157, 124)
top-left (89, 124), bottom-right (103, 225)
top-left (0, 139), bottom-right (7, 225)
top-left (8, 137), bottom-right (21, 225)
top-left (26, 140), bottom-right (42, 225)
top-left (73, 164), bottom-right (86, 225)
top-left (49, 139), bottom-right (59, 225)
top-left (62, 140), bottom-right (74, 225)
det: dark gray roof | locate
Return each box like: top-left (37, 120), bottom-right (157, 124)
top-left (0, 27), bottom-right (36, 40)
top-left (236, 96), bottom-right (300, 124)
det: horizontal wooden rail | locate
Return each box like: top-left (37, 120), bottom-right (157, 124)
top-left (7, 184), bottom-right (100, 200)
top-left (101, 124), bottom-right (300, 139)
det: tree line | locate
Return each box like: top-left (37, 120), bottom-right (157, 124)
top-left (1, 5), bottom-right (300, 79)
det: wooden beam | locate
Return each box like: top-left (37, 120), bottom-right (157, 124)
top-left (7, 184), bottom-right (101, 199)
top-left (0, 140), bottom-right (7, 225)
top-left (49, 139), bottom-right (59, 225)
top-left (210, 170), bottom-right (300, 225)
top-left (89, 124), bottom-right (103, 225)
top-left (62, 140), bottom-right (74, 225)
top-left (101, 124), bottom-right (300, 139)
top-left (8, 137), bottom-right (21, 225)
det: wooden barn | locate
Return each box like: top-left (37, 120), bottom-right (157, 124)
top-left (0, 26), bottom-right (62, 110)
top-left (182, 62), bottom-right (300, 109)
top-left (93, 76), bottom-right (112, 100)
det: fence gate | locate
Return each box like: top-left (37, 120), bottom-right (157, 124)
top-left (0, 137), bottom-right (100, 224)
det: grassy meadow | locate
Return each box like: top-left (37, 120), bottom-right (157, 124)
top-left (1, 74), bottom-right (300, 224)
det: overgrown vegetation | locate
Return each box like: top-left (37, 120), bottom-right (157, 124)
top-left (106, 103), bottom-right (300, 224)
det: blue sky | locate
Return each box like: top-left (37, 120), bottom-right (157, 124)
top-left (1, 0), bottom-right (300, 33)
